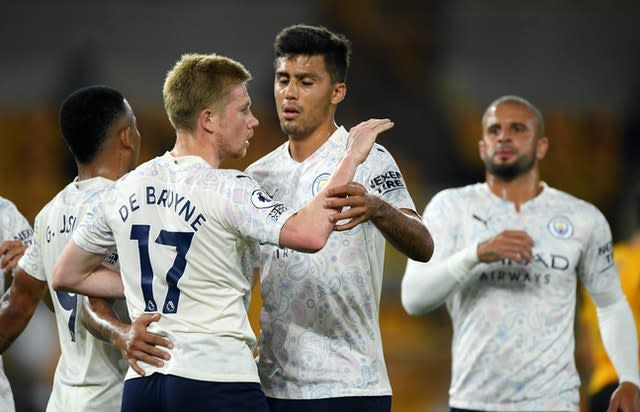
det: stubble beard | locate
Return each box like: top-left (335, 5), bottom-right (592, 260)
top-left (280, 119), bottom-right (305, 140)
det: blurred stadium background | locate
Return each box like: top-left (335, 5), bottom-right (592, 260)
top-left (1, 1), bottom-right (639, 411)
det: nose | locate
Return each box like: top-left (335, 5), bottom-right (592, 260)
top-left (250, 112), bottom-right (259, 128)
top-left (496, 129), bottom-right (511, 142)
top-left (283, 81), bottom-right (298, 99)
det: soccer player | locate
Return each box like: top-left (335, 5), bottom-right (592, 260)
top-left (0, 86), bottom-right (169, 411)
top-left (0, 197), bottom-right (33, 412)
top-left (244, 24), bottom-right (433, 412)
top-left (51, 53), bottom-right (393, 412)
top-left (401, 95), bottom-right (640, 412)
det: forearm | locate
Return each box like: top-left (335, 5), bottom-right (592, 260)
top-left (280, 154), bottom-right (359, 252)
top-left (52, 241), bottom-right (124, 298)
top-left (80, 296), bottom-right (128, 348)
top-left (0, 271), bottom-right (46, 352)
top-left (401, 245), bottom-right (478, 315)
top-left (596, 295), bottom-right (640, 387)
top-left (372, 205), bottom-right (433, 262)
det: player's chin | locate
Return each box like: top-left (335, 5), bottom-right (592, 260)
top-left (235, 146), bottom-right (249, 159)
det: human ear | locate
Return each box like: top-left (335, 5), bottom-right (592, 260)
top-left (536, 137), bottom-right (549, 160)
top-left (119, 126), bottom-right (134, 149)
top-left (200, 108), bottom-right (216, 133)
top-left (478, 139), bottom-right (487, 159)
top-left (331, 83), bottom-right (346, 105)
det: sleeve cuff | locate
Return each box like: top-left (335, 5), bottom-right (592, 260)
top-left (447, 245), bottom-right (479, 283)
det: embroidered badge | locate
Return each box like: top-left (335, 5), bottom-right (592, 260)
top-left (547, 216), bottom-right (573, 239)
top-left (312, 173), bottom-right (331, 195)
top-left (251, 190), bottom-right (277, 208)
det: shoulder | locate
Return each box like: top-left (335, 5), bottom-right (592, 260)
top-left (0, 196), bottom-right (19, 215)
top-left (245, 143), bottom-right (288, 174)
top-left (431, 183), bottom-right (484, 204)
top-left (544, 185), bottom-right (605, 219)
top-left (362, 142), bottom-right (400, 164)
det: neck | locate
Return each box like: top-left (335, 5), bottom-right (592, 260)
top-left (486, 169), bottom-right (542, 212)
top-left (288, 122), bottom-right (338, 162)
top-left (171, 130), bottom-right (221, 168)
top-left (76, 150), bottom-right (127, 182)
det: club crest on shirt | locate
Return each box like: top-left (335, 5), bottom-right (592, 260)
top-left (312, 173), bottom-right (331, 195)
top-left (547, 216), bottom-right (573, 238)
top-left (251, 190), bottom-right (277, 209)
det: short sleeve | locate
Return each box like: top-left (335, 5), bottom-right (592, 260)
top-left (72, 188), bottom-right (117, 255)
top-left (222, 175), bottom-right (296, 246)
top-left (17, 241), bottom-right (45, 281)
top-left (0, 198), bottom-right (33, 245)
top-left (363, 145), bottom-right (416, 211)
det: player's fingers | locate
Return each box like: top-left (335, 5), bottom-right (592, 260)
top-left (333, 216), bottom-right (367, 232)
top-left (127, 358), bottom-right (147, 376)
top-left (140, 345), bottom-right (171, 362)
top-left (324, 196), bottom-right (366, 210)
top-left (7, 253), bottom-right (22, 269)
top-left (329, 207), bottom-right (366, 223)
top-left (372, 119), bottom-right (394, 132)
top-left (323, 198), bottom-right (350, 209)
top-left (325, 183), bottom-right (365, 198)
top-left (138, 312), bottom-right (161, 326)
top-left (131, 348), bottom-right (166, 368)
top-left (141, 334), bottom-right (173, 352)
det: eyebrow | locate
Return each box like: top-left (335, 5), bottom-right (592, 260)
top-left (275, 70), bottom-right (321, 81)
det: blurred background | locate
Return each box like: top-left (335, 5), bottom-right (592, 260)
top-left (1, 0), bottom-right (639, 411)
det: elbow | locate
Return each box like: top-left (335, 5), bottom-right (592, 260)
top-left (299, 233), bottom-right (328, 254)
top-left (400, 280), bottom-right (424, 316)
top-left (410, 242), bottom-right (434, 263)
top-left (401, 294), bottom-right (439, 316)
top-left (51, 265), bottom-right (70, 292)
top-left (400, 273), bottom-right (440, 315)
top-left (413, 231), bottom-right (435, 263)
top-left (401, 297), bottom-right (424, 316)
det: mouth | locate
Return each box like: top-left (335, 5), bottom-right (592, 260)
top-left (495, 147), bottom-right (516, 160)
top-left (281, 106), bottom-right (301, 121)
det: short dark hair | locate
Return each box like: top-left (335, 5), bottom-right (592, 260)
top-left (274, 24), bottom-right (351, 83)
top-left (484, 95), bottom-right (545, 137)
top-left (59, 85), bottom-right (127, 164)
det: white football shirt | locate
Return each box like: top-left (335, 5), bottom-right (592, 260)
top-left (72, 153), bottom-right (295, 383)
top-left (410, 182), bottom-right (618, 411)
top-left (17, 177), bottom-right (128, 412)
top-left (0, 196), bottom-right (33, 412)
top-left (245, 126), bottom-right (416, 399)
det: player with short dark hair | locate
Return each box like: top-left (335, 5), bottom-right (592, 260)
top-left (245, 24), bottom-right (433, 412)
top-left (0, 85), bottom-right (168, 411)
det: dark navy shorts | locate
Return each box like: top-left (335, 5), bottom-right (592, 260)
top-left (267, 395), bottom-right (391, 412)
top-left (122, 374), bottom-right (269, 412)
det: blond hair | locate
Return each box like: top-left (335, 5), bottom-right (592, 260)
top-left (163, 53), bottom-right (252, 132)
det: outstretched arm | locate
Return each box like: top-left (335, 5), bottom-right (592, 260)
top-left (52, 241), bottom-right (124, 298)
top-left (0, 268), bottom-right (47, 352)
top-left (279, 119), bottom-right (394, 252)
top-left (80, 296), bottom-right (173, 376)
top-left (324, 182), bottom-right (433, 262)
